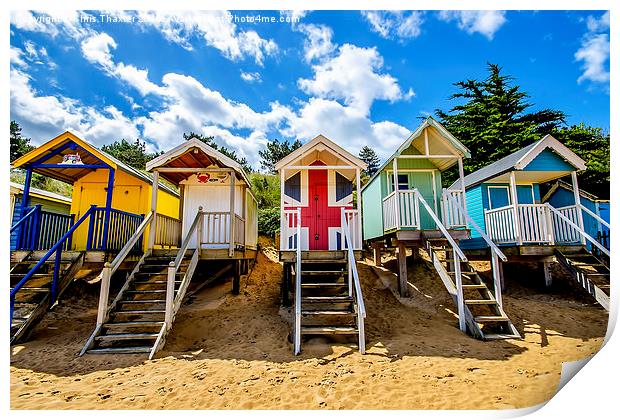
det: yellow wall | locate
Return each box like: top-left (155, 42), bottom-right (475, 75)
top-left (69, 168), bottom-right (179, 250)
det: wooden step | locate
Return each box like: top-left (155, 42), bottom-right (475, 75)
top-left (132, 280), bottom-right (182, 285)
top-left (474, 315), bottom-right (509, 323)
top-left (300, 259), bottom-right (346, 264)
top-left (301, 270), bottom-right (344, 276)
top-left (483, 333), bottom-right (521, 340)
top-left (114, 310), bottom-right (165, 315)
top-left (464, 299), bottom-right (497, 305)
top-left (11, 287), bottom-right (50, 293)
top-left (119, 299), bottom-right (165, 305)
top-left (302, 310), bottom-right (355, 316)
top-left (461, 284), bottom-right (488, 289)
top-left (87, 346), bottom-right (152, 354)
top-left (95, 333), bottom-right (159, 341)
top-left (448, 271), bottom-right (477, 275)
top-left (103, 321), bottom-right (164, 328)
top-left (301, 326), bottom-right (358, 335)
top-left (302, 296), bottom-right (353, 302)
top-left (124, 290), bottom-right (166, 294)
top-left (301, 283), bottom-right (347, 288)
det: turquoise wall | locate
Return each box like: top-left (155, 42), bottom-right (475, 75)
top-left (524, 148), bottom-right (576, 172)
top-left (362, 174), bottom-right (384, 240)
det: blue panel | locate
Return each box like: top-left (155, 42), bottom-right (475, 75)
top-left (285, 172), bottom-right (301, 202)
top-left (336, 172), bottom-right (352, 201)
top-left (465, 185), bottom-right (485, 240)
top-left (532, 184), bottom-right (541, 202)
top-left (10, 197), bottom-right (22, 251)
top-left (523, 148), bottom-right (576, 172)
top-left (517, 185), bottom-right (534, 204)
top-left (488, 187), bottom-right (510, 209)
top-left (546, 187), bottom-right (574, 208)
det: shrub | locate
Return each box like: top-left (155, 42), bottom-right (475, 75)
top-left (258, 207), bottom-right (280, 237)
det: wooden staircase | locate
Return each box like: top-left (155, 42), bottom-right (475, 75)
top-left (555, 248), bottom-right (610, 310)
top-left (10, 251), bottom-right (84, 344)
top-left (83, 249), bottom-right (196, 356)
top-left (425, 239), bottom-right (520, 340)
top-left (291, 250), bottom-right (366, 353)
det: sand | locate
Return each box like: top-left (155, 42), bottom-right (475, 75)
top-left (10, 238), bottom-right (608, 409)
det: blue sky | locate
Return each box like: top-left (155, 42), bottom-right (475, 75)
top-left (10, 10), bottom-right (610, 168)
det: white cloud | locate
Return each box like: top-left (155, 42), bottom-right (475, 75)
top-left (10, 47), bottom-right (27, 67)
top-left (297, 23), bottom-right (335, 63)
top-left (362, 11), bottom-right (424, 41)
top-left (10, 68), bottom-right (139, 147)
top-left (80, 32), bottom-right (116, 68)
top-left (575, 12), bottom-right (610, 86)
top-left (240, 71), bottom-right (262, 83)
top-left (438, 11), bottom-right (506, 40)
top-left (134, 10), bottom-right (278, 65)
top-left (10, 10), bottom-right (94, 41)
top-left (298, 44), bottom-right (412, 114)
top-left (575, 34), bottom-right (610, 84)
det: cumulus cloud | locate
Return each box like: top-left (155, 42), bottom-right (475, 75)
top-left (362, 11), bottom-right (424, 41)
top-left (575, 12), bottom-right (610, 86)
top-left (10, 47), bottom-right (27, 67)
top-left (298, 44), bottom-right (413, 114)
top-left (297, 23), bottom-right (336, 62)
top-left (438, 10), bottom-right (507, 40)
top-left (240, 71), bottom-right (262, 83)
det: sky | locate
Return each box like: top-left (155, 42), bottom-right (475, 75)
top-left (9, 10), bottom-right (610, 169)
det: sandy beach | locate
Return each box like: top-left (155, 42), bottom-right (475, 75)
top-left (10, 238), bottom-right (607, 410)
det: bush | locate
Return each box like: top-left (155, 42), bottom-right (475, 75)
top-left (258, 207), bottom-right (280, 237)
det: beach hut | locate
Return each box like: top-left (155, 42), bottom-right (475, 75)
top-left (362, 117), bottom-right (520, 341)
top-left (454, 134), bottom-right (610, 309)
top-left (10, 182), bottom-right (72, 251)
top-left (10, 131), bottom-right (179, 343)
top-left (81, 137), bottom-right (258, 357)
top-left (275, 134), bottom-right (368, 355)
top-left (542, 180), bottom-right (610, 251)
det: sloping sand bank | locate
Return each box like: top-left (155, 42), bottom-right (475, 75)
top-left (10, 240), bottom-right (607, 409)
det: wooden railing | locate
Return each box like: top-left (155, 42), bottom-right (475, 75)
top-left (485, 205), bottom-right (517, 244)
top-left (201, 212), bottom-right (230, 245)
top-left (88, 208), bottom-right (144, 252)
top-left (551, 205), bottom-right (581, 244)
top-left (234, 215), bottom-right (245, 246)
top-left (382, 190), bottom-right (419, 232)
top-left (342, 209), bottom-right (362, 250)
top-left (281, 209), bottom-right (301, 251)
top-left (442, 189), bottom-right (467, 228)
top-left (11, 205), bottom-right (75, 251)
top-left (155, 213), bottom-right (181, 247)
top-left (293, 208), bottom-right (302, 355)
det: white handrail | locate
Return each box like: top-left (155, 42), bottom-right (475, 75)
top-left (447, 195), bottom-right (507, 262)
top-left (545, 204), bottom-right (610, 257)
top-left (415, 190), bottom-right (467, 262)
top-left (110, 211), bottom-right (154, 273)
top-left (579, 204), bottom-right (611, 229)
top-left (173, 207), bottom-right (202, 271)
top-left (294, 208), bottom-right (302, 355)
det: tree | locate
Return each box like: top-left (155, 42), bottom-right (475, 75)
top-left (436, 63), bottom-right (566, 185)
top-left (183, 132), bottom-right (253, 174)
top-left (359, 146), bottom-right (381, 177)
top-left (101, 138), bottom-right (162, 170)
top-left (10, 121), bottom-right (34, 162)
top-left (551, 124), bottom-right (610, 199)
top-left (258, 138), bottom-right (302, 174)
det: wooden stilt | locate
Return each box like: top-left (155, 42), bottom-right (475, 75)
top-left (498, 260), bottom-right (506, 292)
top-left (373, 243), bottom-right (382, 266)
top-left (281, 262), bottom-right (291, 306)
top-left (411, 246), bottom-right (419, 263)
top-left (446, 249), bottom-right (454, 273)
top-left (232, 260), bottom-right (241, 294)
top-left (543, 262), bottom-right (553, 288)
top-left (397, 243), bottom-right (409, 297)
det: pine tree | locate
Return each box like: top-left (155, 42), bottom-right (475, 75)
top-left (10, 121), bottom-right (34, 162)
top-left (183, 132), bottom-right (253, 174)
top-left (258, 138), bottom-right (303, 174)
top-left (359, 146), bottom-right (381, 177)
top-left (436, 63), bottom-right (566, 185)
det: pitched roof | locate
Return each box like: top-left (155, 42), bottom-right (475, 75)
top-left (10, 182), bottom-right (72, 204)
top-left (274, 134), bottom-right (368, 171)
top-left (449, 134), bottom-right (586, 190)
top-left (541, 179), bottom-right (601, 203)
top-left (145, 137), bottom-right (251, 186)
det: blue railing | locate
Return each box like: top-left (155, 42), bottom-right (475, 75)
top-left (10, 205), bottom-right (97, 326)
top-left (87, 208), bottom-right (144, 252)
top-left (11, 206), bottom-right (75, 251)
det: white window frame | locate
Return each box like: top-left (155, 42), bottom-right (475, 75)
top-left (487, 185), bottom-right (512, 209)
top-left (283, 170), bottom-right (308, 207)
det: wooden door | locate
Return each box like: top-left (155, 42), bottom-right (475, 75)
top-left (308, 168), bottom-right (328, 250)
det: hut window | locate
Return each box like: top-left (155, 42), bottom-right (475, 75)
top-left (392, 174), bottom-right (409, 191)
top-left (285, 172), bottom-right (301, 202)
top-left (336, 172), bottom-right (352, 201)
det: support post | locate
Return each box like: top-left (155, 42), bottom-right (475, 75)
top-left (281, 263), bottom-right (291, 306)
top-left (147, 170), bottom-right (159, 250)
top-left (279, 169), bottom-right (285, 250)
top-left (543, 261), bottom-right (553, 288)
top-left (232, 260), bottom-right (241, 295)
top-left (491, 252), bottom-right (503, 309)
top-left (397, 243), bottom-right (409, 297)
top-left (165, 262), bottom-right (175, 325)
top-left (454, 252), bottom-right (466, 333)
top-left (508, 171), bottom-right (522, 245)
top-left (411, 245), bottom-right (419, 263)
top-left (101, 168), bottom-right (115, 251)
top-left (393, 158), bottom-right (401, 229)
top-left (458, 157), bottom-right (468, 228)
top-left (197, 206), bottom-right (203, 249)
top-left (96, 263), bottom-right (112, 325)
top-left (571, 171), bottom-right (586, 245)
top-left (17, 166), bottom-right (33, 250)
top-left (229, 170), bottom-right (235, 257)
top-left (356, 167), bottom-right (362, 249)
top-left (372, 243), bottom-right (382, 266)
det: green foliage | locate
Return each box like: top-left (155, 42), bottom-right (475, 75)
top-left (436, 63), bottom-right (566, 186)
top-left (10, 121), bottom-right (34, 162)
top-left (10, 171), bottom-right (73, 197)
top-left (249, 173), bottom-right (280, 208)
top-left (551, 124), bottom-right (610, 199)
top-left (258, 207), bottom-right (280, 237)
top-left (101, 138), bottom-right (162, 170)
top-left (359, 145), bottom-right (381, 178)
top-left (258, 138), bottom-right (302, 174)
top-left (183, 132), bottom-right (253, 174)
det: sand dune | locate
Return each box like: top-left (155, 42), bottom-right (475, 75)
top-left (10, 239), bottom-right (607, 409)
